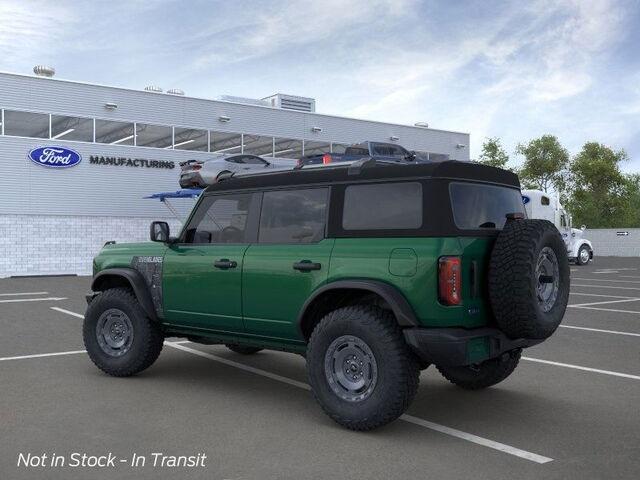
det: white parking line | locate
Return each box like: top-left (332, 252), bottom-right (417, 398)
top-left (523, 357), bottom-right (640, 380)
top-left (51, 307), bottom-right (85, 318)
top-left (569, 298), bottom-right (640, 308)
top-left (573, 277), bottom-right (640, 284)
top-left (560, 325), bottom-right (640, 337)
top-left (570, 292), bottom-right (638, 299)
top-left (572, 284), bottom-right (640, 291)
top-left (0, 350), bottom-right (86, 362)
top-left (0, 291), bottom-right (49, 296)
top-left (0, 297), bottom-right (68, 304)
top-left (619, 275), bottom-right (640, 279)
top-left (166, 342), bottom-right (553, 464)
top-left (569, 305), bottom-right (640, 315)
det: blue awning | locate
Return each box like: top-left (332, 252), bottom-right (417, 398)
top-left (144, 188), bottom-right (203, 201)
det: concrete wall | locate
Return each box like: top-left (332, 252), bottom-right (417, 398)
top-left (585, 228), bottom-right (640, 257)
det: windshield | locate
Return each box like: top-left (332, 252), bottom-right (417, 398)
top-left (449, 182), bottom-right (525, 230)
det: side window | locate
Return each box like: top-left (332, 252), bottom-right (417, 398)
top-left (541, 196), bottom-right (550, 206)
top-left (259, 188), bottom-right (328, 243)
top-left (183, 193), bottom-right (256, 244)
top-left (561, 215), bottom-right (567, 227)
top-left (343, 182), bottom-right (422, 230)
top-left (237, 155), bottom-right (268, 165)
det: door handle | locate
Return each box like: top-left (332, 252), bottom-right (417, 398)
top-left (214, 259), bottom-right (237, 269)
top-left (293, 260), bottom-right (321, 272)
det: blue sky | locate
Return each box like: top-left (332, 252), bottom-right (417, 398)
top-left (1, 0), bottom-right (639, 169)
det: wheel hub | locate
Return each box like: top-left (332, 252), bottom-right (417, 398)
top-left (580, 248), bottom-right (590, 263)
top-left (536, 247), bottom-right (560, 312)
top-left (324, 335), bottom-right (378, 402)
top-left (96, 308), bottom-right (134, 357)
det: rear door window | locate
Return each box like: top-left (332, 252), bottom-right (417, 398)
top-left (342, 182), bottom-right (422, 230)
top-left (259, 188), bottom-right (328, 243)
top-left (449, 182), bottom-right (525, 230)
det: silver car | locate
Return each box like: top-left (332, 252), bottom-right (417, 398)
top-left (179, 154), bottom-right (294, 188)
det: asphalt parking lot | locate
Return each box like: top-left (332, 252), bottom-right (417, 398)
top-left (1, 257), bottom-right (639, 480)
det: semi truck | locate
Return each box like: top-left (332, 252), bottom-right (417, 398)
top-left (522, 189), bottom-right (593, 265)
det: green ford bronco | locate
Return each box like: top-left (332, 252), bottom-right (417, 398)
top-left (84, 160), bottom-right (570, 430)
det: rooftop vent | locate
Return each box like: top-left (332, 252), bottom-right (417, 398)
top-left (414, 122), bottom-right (429, 128)
top-left (144, 85), bottom-right (163, 93)
top-left (33, 65), bottom-right (55, 77)
top-left (167, 88), bottom-right (185, 96)
top-left (262, 93), bottom-right (316, 113)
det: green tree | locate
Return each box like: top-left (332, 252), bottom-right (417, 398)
top-left (478, 137), bottom-right (509, 169)
top-left (567, 142), bottom-right (634, 228)
top-left (516, 135), bottom-right (569, 192)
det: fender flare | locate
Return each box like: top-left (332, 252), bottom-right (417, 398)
top-left (297, 279), bottom-right (419, 335)
top-left (91, 268), bottom-right (159, 321)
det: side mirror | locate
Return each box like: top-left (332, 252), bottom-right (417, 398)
top-left (150, 221), bottom-right (170, 242)
top-left (581, 225), bottom-right (586, 231)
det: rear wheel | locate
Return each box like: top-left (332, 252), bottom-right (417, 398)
top-left (437, 349), bottom-right (521, 390)
top-left (576, 244), bottom-right (591, 265)
top-left (83, 288), bottom-right (164, 377)
top-left (225, 344), bottom-right (263, 355)
top-left (307, 306), bottom-right (419, 431)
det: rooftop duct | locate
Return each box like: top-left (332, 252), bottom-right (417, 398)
top-left (167, 88), bottom-right (185, 96)
top-left (144, 85), bottom-right (163, 93)
top-left (33, 65), bottom-right (55, 77)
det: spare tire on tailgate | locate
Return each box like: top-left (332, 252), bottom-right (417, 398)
top-left (489, 217), bottom-right (570, 340)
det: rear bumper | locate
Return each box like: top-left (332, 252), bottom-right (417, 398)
top-left (403, 327), bottom-right (543, 367)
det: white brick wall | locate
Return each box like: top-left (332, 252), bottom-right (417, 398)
top-left (0, 215), bottom-right (182, 277)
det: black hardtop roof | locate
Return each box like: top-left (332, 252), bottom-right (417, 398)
top-left (203, 160), bottom-right (520, 193)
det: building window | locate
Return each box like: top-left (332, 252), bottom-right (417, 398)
top-left (173, 127), bottom-right (208, 151)
top-left (3, 110), bottom-right (49, 138)
top-left (259, 188), bottom-right (328, 243)
top-left (273, 137), bottom-right (303, 159)
top-left (303, 140), bottom-right (330, 156)
top-left (135, 123), bottom-right (172, 148)
top-left (51, 115), bottom-right (93, 142)
top-left (331, 143), bottom-right (349, 154)
top-left (243, 135), bottom-right (274, 156)
top-left (211, 131), bottom-right (242, 154)
top-left (95, 119), bottom-right (134, 145)
top-left (343, 182), bottom-right (423, 230)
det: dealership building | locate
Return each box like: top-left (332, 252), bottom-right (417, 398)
top-left (0, 68), bottom-right (470, 277)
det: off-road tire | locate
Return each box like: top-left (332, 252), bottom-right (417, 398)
top-left (225, 344), bottom-right (263, 355)
top-left (489, 219), bottom-right (570, 340)
top-left (83, 288), bottom-right (164, 377)
top-left (436, 349), bottom-right (521, 390)
top-left (576, 244), bottom-right (591, 266)
top-left (307, 306), bottom-right (419, 431)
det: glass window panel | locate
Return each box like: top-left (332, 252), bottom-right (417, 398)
top-left (343, 183), bottom-right (423, 230)
top-left (95, 119), bottom-right (134, 145)
top-left (173, 127), bottom-right (208, 151)
top-left (4, 110), bottom-right (49, 138)
top-left (51, 115), bottom-right (93, 142)
top-left (242, 135), bottom-right (274, 156)
top-left (449, 182), bottom-right (525, 230)
top-left (303, 140), bottom-right (330, 156)
top-left (331, 143), bottom-right (349, 154)
top-left (273, 137), bottom-right (303, 159)
top-left (259, 188), bottom-right (328, 244)
top-left (211, 131), bottom-right (242, 154)
top-left (184, 193), bottom-right (256, 244)
top-left (135, 123), bottom-right (172, 148)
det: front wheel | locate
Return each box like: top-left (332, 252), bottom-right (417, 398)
top-left (83, 288), bottom-right (164, 377)
top-left (306, 306), bottom-right (419, 431)
top-left (436, 349), bottom-right (521, 390)
top-left (576, 245), bottom-right (591, 265)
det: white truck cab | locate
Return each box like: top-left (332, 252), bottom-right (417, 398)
top-left (522, 190), bottom-right (594, 265)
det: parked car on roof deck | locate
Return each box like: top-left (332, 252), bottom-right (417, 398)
top-left (297, 141), bottom-right (430, 168)
top-left (179, 154), bottom-right (294, 188)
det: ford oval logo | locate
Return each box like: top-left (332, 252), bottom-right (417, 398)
top-left (28, 146), bottom-right (82, 168)
top-left (522, 195), bottom-right (530, 205)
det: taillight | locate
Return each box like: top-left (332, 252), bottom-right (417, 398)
top-left (322, 153), bottom-right (332, 164)
top-left (438, 256), bottom-right (462, 306)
